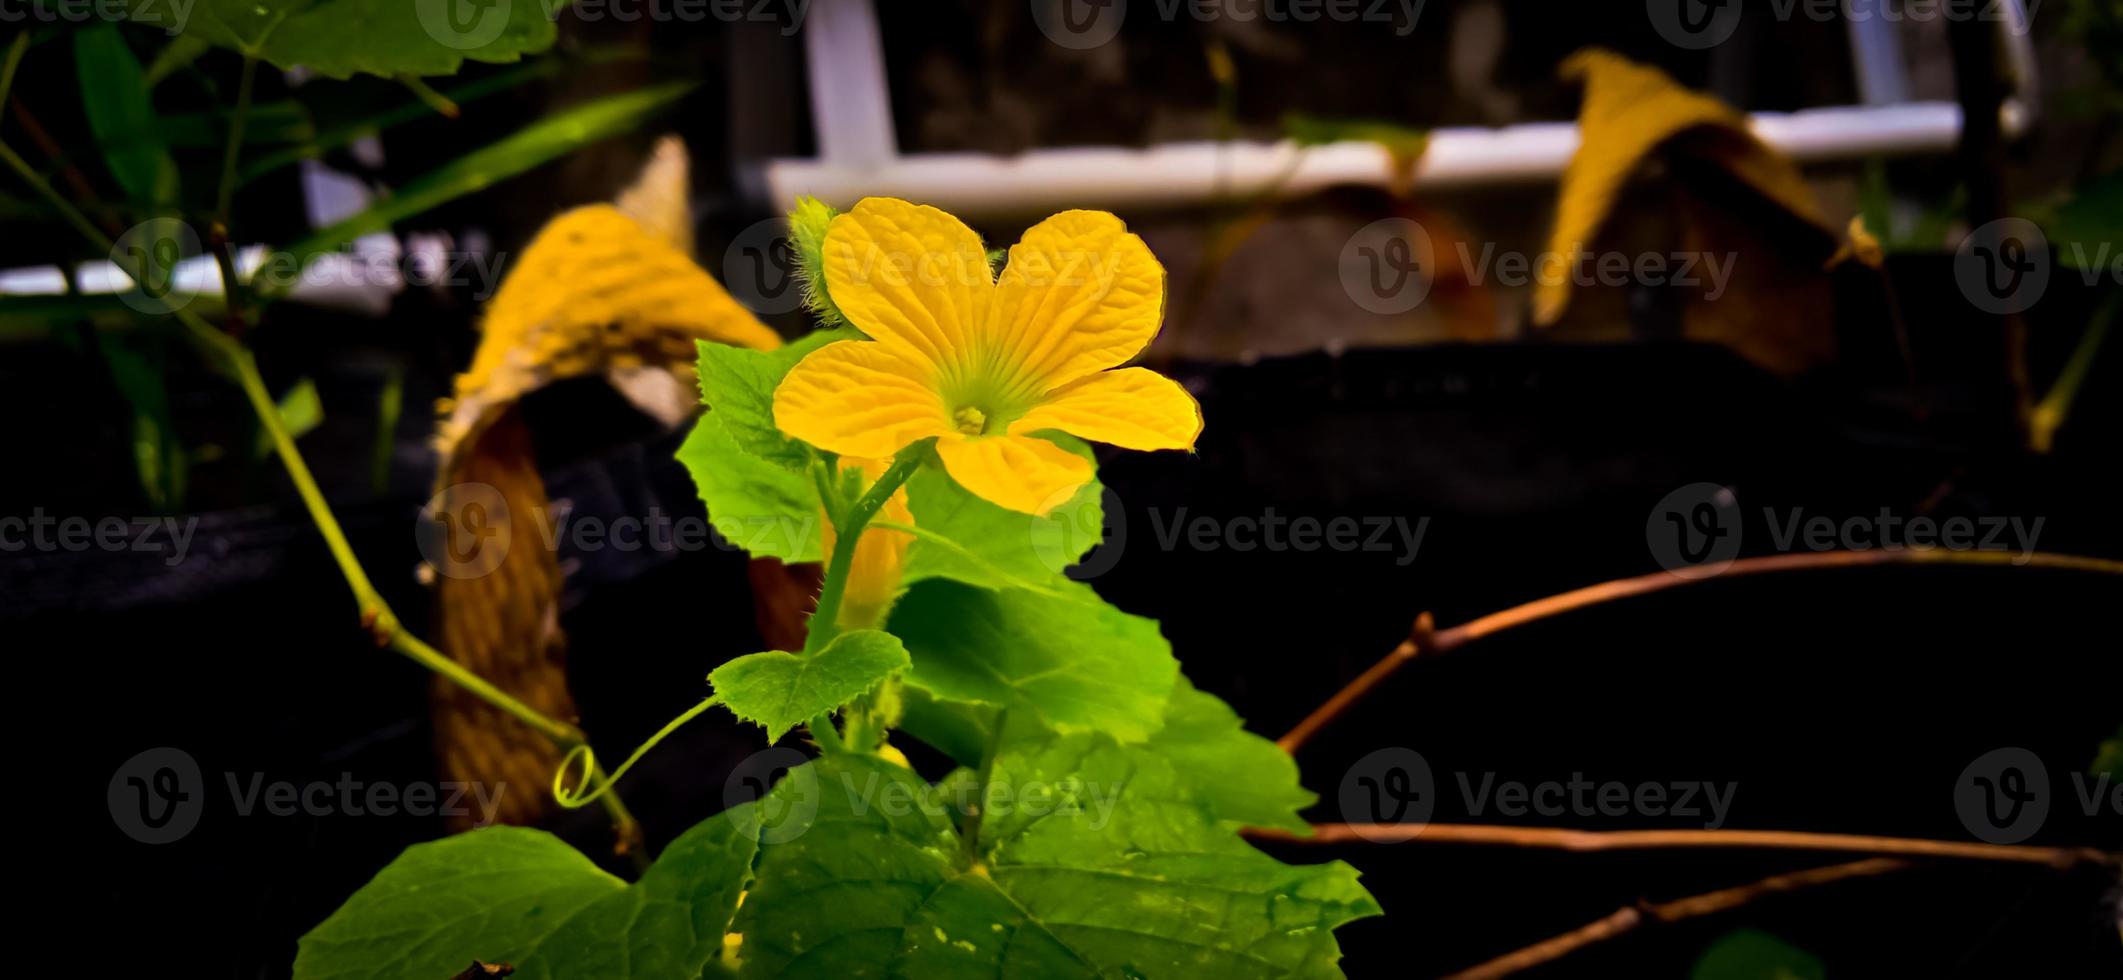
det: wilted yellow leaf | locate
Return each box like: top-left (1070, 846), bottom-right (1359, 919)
top-left (1534, 48), bottom-right (1828, 326)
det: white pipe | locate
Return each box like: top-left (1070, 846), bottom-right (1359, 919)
top-left (766, 99), bottom-right (2025, 217)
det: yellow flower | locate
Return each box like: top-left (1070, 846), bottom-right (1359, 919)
top-left (772, 198), bottom-right (1203, 514)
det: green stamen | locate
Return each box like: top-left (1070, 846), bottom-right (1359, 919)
top-left (954, 406), bottom-right (989, 435)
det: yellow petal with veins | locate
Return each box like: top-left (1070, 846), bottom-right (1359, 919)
top-left (821, 198), bottom-right (994, 376)
top-left (988, 210), bottom-right (1166, 396)
top-left (774, 340), bottom-right (951, 459)
top-left (934, 434), bottom-right (1095, 516)
top-left (1011, 367), bottom-right (1202, 451)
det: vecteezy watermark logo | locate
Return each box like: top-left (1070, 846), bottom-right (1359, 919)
top-left (1031, 484), bottom-right (1127, 580)
top-left (1955, 747), bottom-right (2050, 844)
top-left (1340, 218), bottom-right (1432, 315)
top-left (1648, 484), bottom-right (2047, 576)
top-left (1647, 0), bottom-right (1743, 49)
top-left (1339, 748), bottom-right (1739, 838)
top-left (1955, 217), bottom-right (2050, 315)
top-left (1, 0), bottom-right (195, 33)
top-left (111, 218), bottom-right (204, 315)
top-left (724, 746), bottom-right (820, 845)
top-left (723, 217), bottom-right (805, 316)
top-left (417, 482), bottom-right (513, 580)
top-left (416, 0), bottom-right (517, 50)
top-left (1651, 0), bottom-right (2036, 49)
top-left (1031, 0), bottom-right (1127, 50)
top-left (109, 747), bottom-right (205, 845)
top-left (1, 510), bottom-right (200, 565)
top-left (1647, 482), bottom-right (1742, 578)
top-left (1338, 747), bottom-right (1436, 840)
top-left (1034, 0), bottom-right (1421, 49)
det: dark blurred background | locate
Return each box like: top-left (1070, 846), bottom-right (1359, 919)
top-left (5, 1), bottom-right (2120, 976)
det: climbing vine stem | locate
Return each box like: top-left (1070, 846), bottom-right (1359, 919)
top-left (2, 132), bottom-right (644, 864)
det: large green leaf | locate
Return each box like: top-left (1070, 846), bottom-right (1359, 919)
top-left (899, 433), bottom-right (1105, 593)
top-left (297, 811), bottom-right (761, 980)
top-left (125, 0), bottom-right (557, 80)
top-left (676, 413), bottom-right (821, 562)
top-left (888, 579), bottom-right (1178, 743)
top-left (1147, 676), bottom-right (1315, 833)
top-left (74, 25), bottom-right (178, 206)
top-left (735, 742), bottom-right (1378, 978)
top-left (900, 674), bottom-right (1315, 834)
top-left (294, 827), bottom-right (622, 979)
top-left (710, 630), bottom-right (911, 743)
top-left (695, 329), bottom-right (855, 470)
top-left (267, 82), bottom-right (694, 293)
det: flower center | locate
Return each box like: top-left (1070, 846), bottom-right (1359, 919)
top-left (953, 406), bottom-right (989, 435)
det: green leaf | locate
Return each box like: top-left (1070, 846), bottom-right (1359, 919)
top-left (254, 376), bottom-right (324, 457)
top-left (297, 814), bottom-right (762, 980)
top-left (2095, 724), bottom-right (2123, 781)
top-left (710, 629), bottom-right (911, 743)
top-left (676, 412), bottom-right (821, 562)
top-left (1147, 676), bottom-right (1315, 832)
top-left (2045, 171), bottom-right (2123, 269)
top-left (899, 673), bottom-right (1315, 834)
top-left (1690, 929), bottom-right (1824, 980)
top-left (125, 0), bottom-right (557, 81)
top-left (736, 741), bottom-right (1378, 978)
top-left (900, 433), bottom-right (1106, 592)
top-left (96, 332), bottom-right (188, 512)
top-left (75, 25), bottom-right (178, 206)
top-left (269, 82), bottom-right (694, 292)
top-left (294, 826), bottom-right (624, 979)
top-left (695, 328), bottom-right (856, 469)
top-left (888, 579), bottom-right (1178, 743)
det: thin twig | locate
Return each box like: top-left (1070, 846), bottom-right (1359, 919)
top-left (1248, 823), bottom-right (2117, 869)
top-left (1437, 859), bottom-right (1912, 980)
top-left (1277, 548), bottom-right (2123, 754)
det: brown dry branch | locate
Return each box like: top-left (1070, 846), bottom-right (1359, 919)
top-left (1277, 548), bottom-right (2123, 754)
top-left (1436, 858), bottom-right (1912, 980)
top-left (1247, 823), bottom-right (2117, 869)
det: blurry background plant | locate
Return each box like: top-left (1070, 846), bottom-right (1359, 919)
top-left (5, 0), bottom-right (2120, 976)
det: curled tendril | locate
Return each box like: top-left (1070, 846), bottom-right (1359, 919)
top-left (551, 695), bottom-right (722, 809)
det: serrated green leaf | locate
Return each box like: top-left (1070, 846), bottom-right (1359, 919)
top-left (1148, 675), bottom-right (1315, 833)
top-left (515, 809), bottom-right (761, 979)
top-left (711, 630), bottom-right (910, 743)
top-left (901, 673), bottom-right (1314, 834)
top-left (1690, 929), bottom-right (1824, 980)
top-left (75, 25), bottom-right (178, 206)
top-left (736, 738), bottom-right (1378, 978)
top-left (695, 328), bottom-right (856, 469)
top-left (888, 579), bottom-right (1178, 743)
top-left (297, 813), bottom-right (762, 980)
top-left (676, 412), bottom-right (822, 562)
top-left (900, 433), bottom-right (1105, 592)
top-left (125, 0), bottom-right (557, 81)
top-left (294, 826), bottom-right (623, 979)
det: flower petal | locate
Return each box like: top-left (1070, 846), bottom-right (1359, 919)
top-left (1010, 367), bottom-right (1203, 451)
top-left (822, 197), bottom-right (993, 374)
top-left (934, 434), bottom-right (1094, 516)
top-left (773, 340), bottom-right (951, 458)
top-left (988, 210), bottom-right (1166, 396)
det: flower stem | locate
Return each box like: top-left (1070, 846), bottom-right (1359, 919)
top-left (804, 448), bottom-right (926, 655)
